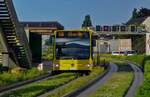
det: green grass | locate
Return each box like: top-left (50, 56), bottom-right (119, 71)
top-left (100, 54), bottom-right (145, 67)
top-left (47, 67), bottom-right (104, 97)
top-left (89, 61), bottom-right (133, 97)
top-left (90, 72), bottom-right (133, 97)
top-left (135, 60), bottom-right (150, 97)
top-left (0, 68), bottom-right (45, 87)
top-left (110, 55), bottom-right (150, 97)
top-left (98, 54), bottom-right (150, 97)
top-left (144, 61), bottom-right (150, 72)
top-left (105, 55), bottom-right (150, 97)
top-left (125, 55), bottom-right (145, 67)
top-left (1, 73), bottom-right (76, 97)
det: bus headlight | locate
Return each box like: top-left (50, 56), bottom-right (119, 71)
top-left (86, 64), bottom-right (92, 67)
top-left (55, 64), bottom-right (59, 67)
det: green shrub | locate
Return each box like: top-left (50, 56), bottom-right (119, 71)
top-left (0, 68), bottom-right (45, 87)
top-left (136, 75), bottom-right (150, 97)
top-left (126, 55), bottom-right (145, 66)
top-left (144, 61), bottom-right (150, 72)
top-left (135, 57), bottom-right (150, 97)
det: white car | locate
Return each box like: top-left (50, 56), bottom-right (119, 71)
top-left (111, 51), bottom-right (120, 55)
top-left (126, 50), bottom-right (136, 56)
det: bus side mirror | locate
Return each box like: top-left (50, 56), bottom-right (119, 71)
top-left (92, 39), bottom-right (96, 47)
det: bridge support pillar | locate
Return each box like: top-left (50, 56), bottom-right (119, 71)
top-left (146, 33), bottom-right (150, 55)
top-left (0, 27), bottom-right (16, 68)
top-left (2, 52), bottom-right (9, 67)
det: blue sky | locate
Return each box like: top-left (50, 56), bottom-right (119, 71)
top-left (12, 0), bottom-right (150, 29)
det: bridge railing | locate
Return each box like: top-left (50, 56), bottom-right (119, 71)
top-left (96, 25), bottom-right (147, 33)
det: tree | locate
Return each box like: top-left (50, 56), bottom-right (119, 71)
top-left (82, 15), bottom-right (93, 28)
top-left (132, 8), bottom-right (139, 19)
top-left (45, 39), bottom-right (51, 46)
top-left (45, 36), bottom-right (53, 46)
top-left (138, 7), bottom-right (150, 17)
top-left (131, 7), bottom-right (150, 19)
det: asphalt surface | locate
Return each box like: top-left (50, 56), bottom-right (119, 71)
top-left (76, 63), bottom-right (118, 97)
top-left (125, 62), bottom-right (144, 97)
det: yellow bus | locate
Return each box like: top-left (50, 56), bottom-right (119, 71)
top-left (52, 30), bottom-right (93, 74)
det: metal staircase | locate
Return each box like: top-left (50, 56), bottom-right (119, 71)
top-left (0, 0), bottom-right (32, 68)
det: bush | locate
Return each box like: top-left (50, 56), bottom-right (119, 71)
top-left (144, 61), bottom-right (150, 72)
top-left (126, 55), bottom-right (145, 66)
top-left (0, 68), bottom-right (45, 87)
top-left (135, 58), bottom-right (150, 97)
top-left (136, 74), bottom-right (150, 97)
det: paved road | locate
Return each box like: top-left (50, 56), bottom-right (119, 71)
top-left (125, 63), bottom-right (144, 97)
top-left (76, 63), bottom-right (118, 97)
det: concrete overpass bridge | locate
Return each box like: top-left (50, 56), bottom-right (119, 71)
top-left (95, 31), bottom-right (147, 35)
top-left (93, 30), bottom-right (149, 55)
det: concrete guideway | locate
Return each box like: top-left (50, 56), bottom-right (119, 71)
top-left (125, 62), bottom-right (144, 97)
top-left (75, 63), bottom-right (118, 97)
top-left (37, 63), bottom-right (116, 97)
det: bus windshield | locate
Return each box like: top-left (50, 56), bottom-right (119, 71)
top-left (56, 32), bottom-right (90, 59)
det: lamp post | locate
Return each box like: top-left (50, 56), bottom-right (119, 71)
top-left (97, 40), bottom-right (100, 66)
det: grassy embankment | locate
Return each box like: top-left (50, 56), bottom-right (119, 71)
top-left (135, 58), bottom-right (150, 97)
top-left (1, 73), bottom-right (76, 97)
top-left (89, 61), bottom-right (133, 97)
top-left (100, 54), bottom-right (145, 67)
top-left (0, 68), bottom-right (45, 87)
top-left (47, 67), bottom-right (104, 97)
top-left (100, 54), bottom-right (150, 97)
